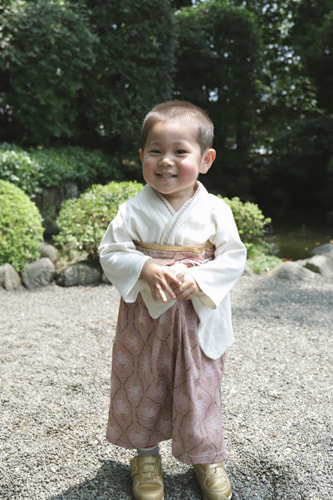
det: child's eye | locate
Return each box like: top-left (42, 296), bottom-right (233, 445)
top-left (149, 149), bottom-right (161, 154)
top-left (175, 149), bottom-right (187, 155)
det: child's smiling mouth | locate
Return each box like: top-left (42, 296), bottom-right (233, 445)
top-left (157, 173), bottom-right (176, 179)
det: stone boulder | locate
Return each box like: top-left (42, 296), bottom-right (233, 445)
top-left (35, 182), bottom-right (79, 237)
top-left (302, 254), bottom-right (333, 279)
top-left (22, 258), bottom-right (56, 289)
top-left (269, 261), bottom-right (315, 281)
top-left (0, 263), bottom-right (21, 291)
top-left (38, 242), bottom-right (58, 263)
top-left (311, 243), bottom-right (333, 259)
top-left (56, 262), bottom-right (102, 287)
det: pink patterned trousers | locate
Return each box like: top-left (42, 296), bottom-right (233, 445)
top-left (106, 293), bottom-right (227, 465)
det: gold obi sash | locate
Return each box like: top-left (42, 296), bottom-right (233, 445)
top-left (134, 240), bottom-right (215, 269)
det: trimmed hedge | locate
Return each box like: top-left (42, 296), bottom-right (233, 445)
top-left (0, 180), bottom-right (44, 273)
top-left (221, 196), bottom-right (271, 257)
top-left (54, 181), bottom-right (144, 261)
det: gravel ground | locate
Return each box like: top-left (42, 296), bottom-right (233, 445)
top-left (1, 272), bottom-right (332, 499)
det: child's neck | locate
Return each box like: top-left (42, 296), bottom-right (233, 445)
top-left (161, 182), bottom-right (199, 212)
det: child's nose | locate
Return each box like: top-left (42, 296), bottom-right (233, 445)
top-left (159, 155), bottom-right (174, 166)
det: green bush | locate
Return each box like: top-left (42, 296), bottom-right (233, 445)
top-left (0, 180), bottom-right (44, 273)
top-left (0, 144), bottom-right (42, 198)
top-left (31, 146), bottom-right (122, 189)
top-left (0, 143), bottom-right (121, 198)
top-left (220, 196), bottom-right (272, 258)
top-left (247, 254), bottom-right (281, 274)
top-left (222, 196), bottom-right (281, 273)
top-left (54, 181), bottom-right (144, 262)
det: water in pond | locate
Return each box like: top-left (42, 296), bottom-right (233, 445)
top-left (266, 225), bottom-right (333, 261)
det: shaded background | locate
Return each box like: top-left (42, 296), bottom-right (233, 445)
top-left (0, 0), bottom-right (332, 255)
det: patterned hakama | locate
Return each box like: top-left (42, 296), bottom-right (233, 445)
top-left (106, 246), bottom-right (227, 465)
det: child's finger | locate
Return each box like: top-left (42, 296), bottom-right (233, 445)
top-left (160, 276), bottom-right (179, 301)
top-left (157, 285), bottom-right (168, 303)
top-left (165, 269), bottom-right (182, 286)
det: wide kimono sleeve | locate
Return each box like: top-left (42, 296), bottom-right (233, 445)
top-left (187, 199), bottom-right (247, 309)
top-left (185, 198), bottom-right (246, 359)
top-left (98, 205), bottom-right (151, 302)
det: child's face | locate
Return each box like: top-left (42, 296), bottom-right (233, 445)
top-left (139, 120), bottom-right (215, 210)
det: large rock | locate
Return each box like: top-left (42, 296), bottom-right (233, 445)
top-left (311, 243), bottom-right (333, 259)
top-left (0, 263), bottom-right (21, 291)
top-left (269, 261), bottom-right (315, 281)
top-left (56, 263), bottom-right (101, 287)
top-left (22, 258), bottom-right (56, 289)
top-left (38, 242), bottom-right (58, 263)
top-left (35, 182), bottom-right (79, 237)
top-left (303, 254), bottom-right (333, 279)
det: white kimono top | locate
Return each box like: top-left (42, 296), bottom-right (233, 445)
top-left (99, 182), bottom-right (247, 359)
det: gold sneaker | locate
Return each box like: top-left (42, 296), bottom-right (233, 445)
top-left (130, 454), bottom-right (164, 500)
top-left (193, 463), bottom-right (232, 500)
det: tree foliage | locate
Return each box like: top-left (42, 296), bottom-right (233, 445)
top-left (289, 0), bottom-right (333, 113)
top-left (173, 1), bottom-right (261, 154)
top-left (0, 0), bottom-right (97, 144)
top-left (172, 0), bottom-right (261, 199)
top-left (0, 0), bottom-right (175, 151)
top-left (0, 0), bottom-right (331, 221)
top-left (226, 0), bottom-right (333, 221)
top-left (268, 114), bottom-right (333, 218)
top-left (80, 0), bottom-right (175, 153)
top-left (228, 0), bottom-right (319, 139)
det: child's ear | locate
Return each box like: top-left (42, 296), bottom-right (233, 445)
top-left (199, 148), bottom-right (216, 174)
top-left (139, 149), bottom-right (143, 163)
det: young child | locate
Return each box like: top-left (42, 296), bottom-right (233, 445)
top-left (99, 101), bottom-right (246, 500)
